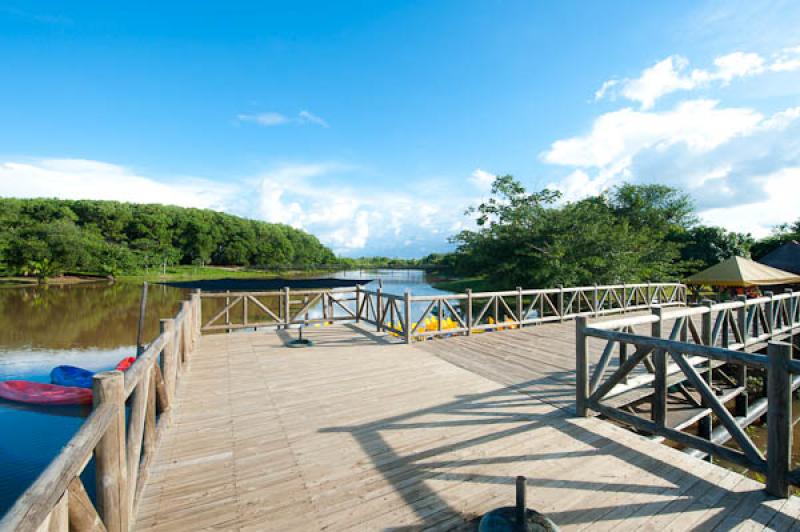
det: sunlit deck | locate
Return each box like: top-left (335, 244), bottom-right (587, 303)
top-left (134, 323), bottom-right (800, 531)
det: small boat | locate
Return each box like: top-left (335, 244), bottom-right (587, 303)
top-left (50, 365), bottom-right (94, 389)
top-left (0, 381), bottom-right (92, 406)
top-left (116, 357), bottom-right (136, 371)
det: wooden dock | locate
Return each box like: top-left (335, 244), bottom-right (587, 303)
top-left (134, 322), bottom-right (800, 530)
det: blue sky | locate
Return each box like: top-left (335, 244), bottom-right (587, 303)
top-left (1, 1), bottom-right (799, 257)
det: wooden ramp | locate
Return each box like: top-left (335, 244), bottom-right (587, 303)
top-left (135, 323), bottom-right (800, 531)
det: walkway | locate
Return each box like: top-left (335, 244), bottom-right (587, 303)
top-left (135, 322), bottom-right (800, 530)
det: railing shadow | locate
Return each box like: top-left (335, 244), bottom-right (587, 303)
top-left (320, 374), bottom-right (797, 530)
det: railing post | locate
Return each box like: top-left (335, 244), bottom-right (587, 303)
top-left (404, 290), bottom-right (412, 344)
top-left (558, 284), bottom-right (564, 322)
top-left (765, 291), bottom-right (774, 335)
top-left (160, 319), bottom-right (176, 405)
top-left (736, 295), bottom-right (749, 416)
top-left (576, 316), bottom-right (589, 417)
top-left (466, 289), bottom-right (473, 336)
top-left (767, 341), bottom-right (792, 498)
top-left (622, 282), bottom-right (627, 313)
top-left (647, 281), bottom-right (652, 308)
top-left (376, 286), bottom-right (383, 332)
top-left (593, 283), bottom-right (599, 318)
top-left (93, 371), bottom-right (129, 532)
top-left (355, 285), bottom-right (361, 323)
top-left (283, 286), bottom-right (291, 329)
top-left (191, 290), bottom-right (201, 341)
top-left (225, 290), bottom-right (231, 334)
top-left (516, 286), bottom-right (523, 328)
top-left (699, 299), bottom-right (715, 459)
top-left (651, 306), bottom-right (667, 427)
top-left (180, 301), bottom-right (190, 364)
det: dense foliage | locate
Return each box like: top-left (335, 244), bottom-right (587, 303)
top-left (750, 221), bottom-right (800, 259)
top-left (0, 198), bottom-right (335, 279)
top-left (448, 176), bottom-right (761, 287)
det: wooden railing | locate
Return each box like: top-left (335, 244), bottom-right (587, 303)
top-left (198, 282), bottom-right (686, 342)
top-left (199, 286), bottom-right (359, 333)
top-left (359, 282), bottom-right (686, 342)
top-left (0, 294), bottom-right (202, 532)
top-left (576, 290), bottom-right (800, 497)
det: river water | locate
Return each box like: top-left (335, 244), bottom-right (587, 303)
top-left (0, 269), bottom-right (448, 517)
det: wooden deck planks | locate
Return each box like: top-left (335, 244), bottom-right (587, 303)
top-left (135, 322), bottom-right (798, 531)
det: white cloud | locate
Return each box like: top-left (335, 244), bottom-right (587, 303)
top-left (297, 110), bottom-right (329, 128)
top-left (469, 168), bottom-right (496, 190)
top-left (543, 99), bottom-right (800, 235)
top-left (0, 157), bottom-right (479, 256)
top-left (546, 169), bottom-right (608, 203)
top-left (0, 158), bottom-right (235, 209)
top-left (770, 45), bottom-right (800, 72)
top-left (597, 50), bottom-right (781, 109)
top-left (699, 167), bottom-right (800, 237)
top-left (237, 112), bottom-right (289, 126)
top-left (543, 99), bottom-right (763, 169)
top-left (238, 110), bottom-right (330, 128)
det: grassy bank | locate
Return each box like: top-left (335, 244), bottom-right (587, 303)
top-left (0, 265), bottom-right (334, 287)
top-left (431, 276), bottom-right (502, 293)
top-left (116, 265), bottom-right (330, 283)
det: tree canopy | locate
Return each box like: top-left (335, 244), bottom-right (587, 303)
top-left (0, 198), bottom-right (335, 278)
top-left (448, 176), bottom-right (757, 287)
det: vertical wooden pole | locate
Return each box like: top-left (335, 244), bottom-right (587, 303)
top-left (516, 286), bottom-right (523, 328)
top-left (180, 301), bottom-right (190, 364)
top-left (647, 281), bottom-right (652, 308)
top-left (404, 290), bottom-right (412, 344)
top-left (192, 290), bottom-right (201, 340)
top-left (622, 283), bottom-right (627, 313)
top-left (466, 289), bottom-right (473, 336)
top-left (355, 285), bottom-right (361, 323)
top-left (619, 327), bottom-right (628, 385)
top-left (765, 291), bottom-right (774, 335)
top-left (160, 319), bottom-right (176, 406)
top-left (283, 287), bottom-right (291, 329)
top-left (736, 295), bottom-right (749, 416)
top-left (576, 317), bottom-right (589, 416)
top-left (651, 306), bottom-right (667, 427)
top-left (558, 285), bottom-right (564, 322)
top-left (224, 290), bottom-right (231, 334)
top-left (767, 341), bottom-right (792, 498)
top-left (376, 287), bottom-right (383, 332)
top-left (699, 300), bottom-right (714, 459)
top-left (93, 371), bottom-right (129, 532)
top-left (593, 284), bottom-right (599, 317)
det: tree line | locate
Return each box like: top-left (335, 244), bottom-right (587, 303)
top-left (435, 176), bottom-right (798, 289)
top-left (0, 198), bottom-right (336, 278)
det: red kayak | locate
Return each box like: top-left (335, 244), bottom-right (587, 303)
top-left (0, 381), bottom-right (92, 406)
top-left (115, 357), bottom-right (136, 371)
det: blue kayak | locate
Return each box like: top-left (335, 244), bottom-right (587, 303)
top-left (50, 365), bottom-right (94, 389)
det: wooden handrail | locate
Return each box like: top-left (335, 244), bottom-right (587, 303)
top-left (0, 294), bottom-right (202, 532)
top-left (576, 291), bottom-right (800, 498)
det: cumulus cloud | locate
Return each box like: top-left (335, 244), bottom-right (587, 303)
top-left (0, 158), bottom-right (235, 209)
top-left (238, 110), bottom-right (330, 128)
top-left (595, 48), bottom-right (799, 109)
top-left (543, 94), bottom-right (800, 236)
top-left (251, 164), bottom-right (479, 254)
top-left (469, 168), bottom-right (496, 190)
top-left (544, 99), bottom-right (763, 169)
top-left (698, 167), bottom-right (800, 237)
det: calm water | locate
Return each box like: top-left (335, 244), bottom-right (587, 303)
top-left (0, 270), bottom-right (445, 516)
